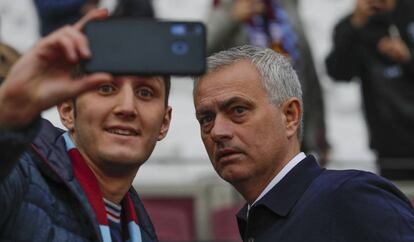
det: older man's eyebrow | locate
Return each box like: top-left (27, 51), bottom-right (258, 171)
top-left (196, 96), bottom-right (252, 117)
top-left (195, 103), bottom-right (216, 117)
top-left (218, 96), bottom-right (251, 111)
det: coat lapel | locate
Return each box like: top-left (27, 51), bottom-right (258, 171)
top-left (236, 155), bottom-right (324, 239)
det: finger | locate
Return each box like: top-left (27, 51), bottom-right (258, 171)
top-left (70, 72), bottom-right (113, 96)
top-left (52, 73), bottom-right (112, 103)
top-left (377, 39), bottom-right (407, 61)
top-left (392, 43), bottom-right (410, 61)
top-left (378, 37), bottom-right (391, 50)
top-left (74, 8), bottom-right (109, 31)
top-left (63, 26), bottom-right (91, 58)
top-left (34, 73), bottom-right (113, 109)
top-left (39, 29), bottom-right (78, 63)
top-left (54, 30), bottom-right (80, 63)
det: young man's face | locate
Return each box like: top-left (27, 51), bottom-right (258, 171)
top-left (194, 60), bottom-right (295, 188)
top-left (60, 76), bottom-right (171, 171)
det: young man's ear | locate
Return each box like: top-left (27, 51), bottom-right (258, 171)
top-left (282, 98), bottom-right (302, 139)
top-left (57, 101), bottom-right (76, 132)
top-left (158, 106), bottom-right (172, 141)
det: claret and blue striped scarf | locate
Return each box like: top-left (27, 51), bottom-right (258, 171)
top-left (213, 0), bottom-right (300, 66)
top-left (246, 0), bottom-right (300, 65)
top-left (63, 132), bottom-right (143, 242)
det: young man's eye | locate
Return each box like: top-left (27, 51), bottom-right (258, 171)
top-left (98, 84), bottom-right (115, 94)
top-left (136, 88), bottom-right (153, 98)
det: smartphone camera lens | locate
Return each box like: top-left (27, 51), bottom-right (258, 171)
top-left (171, 40), bottom-right (189, 55)
top-left (171, 24), bottom-right (186, 36)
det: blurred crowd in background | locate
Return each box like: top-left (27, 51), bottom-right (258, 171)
top-left (1, 0), bottom-right (413, 241)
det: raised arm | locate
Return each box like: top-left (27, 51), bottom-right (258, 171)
top-left (0, 9), bottom-right (112, 178)
top-left (325, 0), bottom-right (379, 81)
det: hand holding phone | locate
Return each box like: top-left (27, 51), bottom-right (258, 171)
top-left (0, 9), bottom-right (112, 130)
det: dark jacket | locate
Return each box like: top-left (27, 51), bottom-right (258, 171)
top-left (111, 0), bottom-right (154, 19)
top-left (326, 0), bottom-right (414, 157)
top-left (34, 0), bottom-right (154, 36)
top-left (0, 119), bottom-right (158, 241)
top-left (34, 0), bottom-right (87, 36)
top-left (237, 155), bottom-right (414, 242)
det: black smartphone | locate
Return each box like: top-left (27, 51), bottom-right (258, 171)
top-left (82, 19), bottom-right (206, 75)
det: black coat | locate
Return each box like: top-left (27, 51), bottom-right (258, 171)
top-left (326, 0), bottom-right (414, 157)
top-left (237, 156), bottom-right (414, 242)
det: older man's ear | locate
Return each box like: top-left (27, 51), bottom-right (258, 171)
top-left (281, 98), bottom-right (301, 139)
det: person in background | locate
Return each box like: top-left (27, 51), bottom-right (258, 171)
top-left (0, 9), bottom-right (171, 241)
top-left (207, 0), bottom-right (330, 165)
top-left (326, 0), bottom-right (414, 179)
top-left (111, 0), bottom-right (154, 19)
top-left (34, 0), bottom-right (100, 36)
top-left (193, 45), bottom-right (414, 242)
top-left (34, 0), bottom-right (154, 36)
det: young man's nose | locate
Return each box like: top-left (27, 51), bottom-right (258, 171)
top-left (114, 86), bottom-right (138, 119)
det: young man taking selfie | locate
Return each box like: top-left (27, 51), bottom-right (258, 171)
top-left (0, 9), bottom-right (171, 242)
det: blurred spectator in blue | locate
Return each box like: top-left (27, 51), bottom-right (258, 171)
top-left (207, 0), bottom-right (330, 166)
top-left (326, 0), bottom-right (414, 180)
top-left (34, 0), bottom-right (154, 36)
top-left (34, 0), bottom-right (100, 36)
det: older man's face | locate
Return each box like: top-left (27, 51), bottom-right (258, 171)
top-left (194, 60), bottom-right (293, 187)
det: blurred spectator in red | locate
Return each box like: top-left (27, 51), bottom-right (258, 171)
top-left (34, 0), bottom-right (154, 36)
top-left (207, 0), bottom-right (264, 53)
top-left (326, 0), bottom-right (414, 179)
top-left (207, 0), bottom-right (330, 166)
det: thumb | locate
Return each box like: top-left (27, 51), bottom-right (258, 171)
top-left (70, 72), bottom-right (113, 97)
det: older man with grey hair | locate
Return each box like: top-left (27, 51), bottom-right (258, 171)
top-left (193, 45), bottom-right (414, 242)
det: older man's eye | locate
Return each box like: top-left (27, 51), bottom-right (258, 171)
top-left (98, 84), bottom-right (115, 95)
top-left (234, 106), bottom-right (247, 115)
top-left (199, 115), bottom-right (214, 126)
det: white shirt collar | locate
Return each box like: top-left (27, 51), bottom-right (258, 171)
top-left (248, 152), bottom-right (306, 213)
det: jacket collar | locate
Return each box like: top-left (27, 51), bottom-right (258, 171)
top-left (31, 119), bottom-right (103, 241)
top-left (31, 119), bottom-right (74, 182)
top-left (128, 188), bottom-right (158, 240)
top-left (237, 155), bottom-right (324, 222)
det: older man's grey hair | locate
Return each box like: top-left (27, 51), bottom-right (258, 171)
top-left (193, 45), bottom-right (304, 139)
